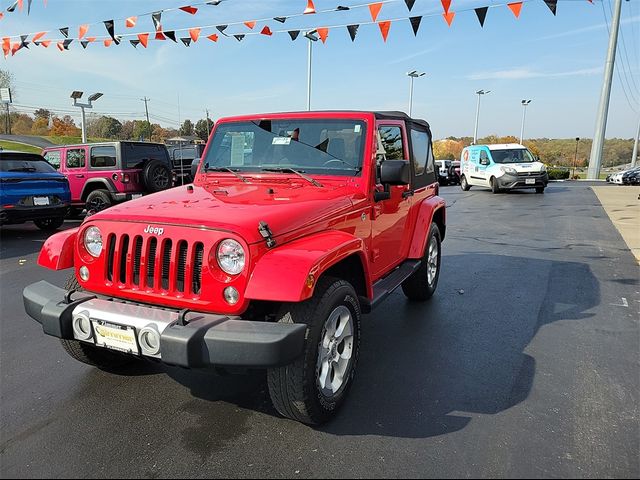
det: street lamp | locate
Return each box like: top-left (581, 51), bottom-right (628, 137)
top-left (71, 91), bottom-right (103, 142)
top-left (573, 137), bottom-right (580, 179)
top-left (520, 99), bottom-right (532, 144)
top-left (305, 30), bottom-right (318, 111)
top-left (473, 89), bottom-right (491, 144)
top-left (407, 70), bottom-right (426, 117)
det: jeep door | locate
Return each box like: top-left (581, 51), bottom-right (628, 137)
top-left (405, 122), bottom-right (438, 231)
top-left (371, 122), bottom-right (413, 279)
top-left (63, 146), bottom-right (88, 202)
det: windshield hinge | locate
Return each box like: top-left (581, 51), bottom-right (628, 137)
top-left (258, 221), bottom-right (277, 248)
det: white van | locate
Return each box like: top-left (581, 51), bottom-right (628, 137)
top-left (460, 143), bottom-right (548, 194)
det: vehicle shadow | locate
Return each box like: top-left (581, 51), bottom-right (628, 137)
top-left (165, 253), bottom-right (599, 439)
top-left (0, 222), bottom-right (81, 261)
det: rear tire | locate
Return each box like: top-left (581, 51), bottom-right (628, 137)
top-left (267, 276), bottom-right (361, 425)
top-left (402, 223), bottom-right (442, 301)
top-left (34, 217), bottom-right (64, 231)
top-left (142, 160), bottom-right (172, 193)
top-left (85, 190), bottom-right (112, 213)
top-left (460, 175), bottom-right (471, 191)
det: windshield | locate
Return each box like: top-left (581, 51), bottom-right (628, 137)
top-left (490, 148), bottom-right (535, 164)
top-left (0, 154), bottom-right (58, 173)
top-left (201, 119), bottom-right (366, 176)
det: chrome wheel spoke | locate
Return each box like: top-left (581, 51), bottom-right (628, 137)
top-left (316, 305), bottom-right (354, 398)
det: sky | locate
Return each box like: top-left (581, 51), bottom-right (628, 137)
top-left (0, 0), bottom-right (639, 140)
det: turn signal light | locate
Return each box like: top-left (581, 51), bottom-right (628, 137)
top-left (121, 174), bottom-right (130, 183)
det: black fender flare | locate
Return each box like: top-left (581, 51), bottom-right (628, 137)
top-left (80, 178), bottom-right (118, 201)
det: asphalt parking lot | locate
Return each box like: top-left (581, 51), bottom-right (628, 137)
top-left (1, 182), bottom-right (638, 479)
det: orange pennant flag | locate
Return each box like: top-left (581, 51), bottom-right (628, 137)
top-left (179, 6), bottom-right (198, 15)
top-left (17, 0), bottom-right (23, 11)
top-left (317, 27), bottom-right (329, 44)
top-left (207, 33), bottom-right (219, 42)
top-left (2, 37), bottom-right (10, 57)
top-left (304, 0), bottom-right (316, 14)
top-left (261, 26), bottom-right (273, 36)
top-left (86, 37), bottom-right (96, 43)
top-left (40, 40), bottom-right (51, 48)
top-left (125, 16), bottom-right (137, 28)
top-left (441, 0), bottom-right (451, 14)
top-left (244, 21), bottom-right (256, 29)
top-left (507, 2), bottom-right (523, 18)
top-left (32, 31), bottom-right (47, 42)
top-left (443, 11), bottom-right (455, 27)
top-left (137, 33), bottom-right (149, 48)
top-left (56, 42), bottom-right (64, 52)
top-left (0, 12), bottom-right (4, 20)
top-left (189, 28), bottom-right (201, 42)
top-left (378, 21), bottom-right (391, 42)
top-left (104, 39), bottom-right (112, 47)
top-left (79, 24), bottom-right (89, 39)
top-left (11, 42), bottom-right (20, 55)
top-left (369, 2), bottom-right (383, 22)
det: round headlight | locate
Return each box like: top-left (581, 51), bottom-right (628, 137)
top-left (217, 239), bottom-right (245, 275)
top-left (84, 226), bottom-right (103, 258)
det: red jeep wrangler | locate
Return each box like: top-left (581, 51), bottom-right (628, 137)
top-left (23, 111), bottom-right (446, 425)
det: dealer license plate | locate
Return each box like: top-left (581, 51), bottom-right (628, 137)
top-left (92, 320), bottom-right (139, 355)
top-left (131, 194), bottom-right (143, 199)
top-left (33, 196), bottom-right (50, 206)
top-left (525, 178), bottom-right (535, 185)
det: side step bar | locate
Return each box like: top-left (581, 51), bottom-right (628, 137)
top-left (359, 259), bottom-right (422, 313)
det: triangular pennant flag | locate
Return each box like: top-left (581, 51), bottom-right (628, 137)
top-left (347, 24), bottom-right (359, 42)
top-left (62, 39), bottom-right (73, 49)
top-left (369, 3), bottom-right (383, 22)
top-left (114, 35), bottom-right (122, 45)
top-left (125, 16), bottom-right (137, 28)
top-left (304, 0), bottom-right (316, 14)
top-left (189, 27), bottom-right (201, 42)
top-left (288, 30), bottom-right (300, 41)
top-left (336, 6), bottom-right (350, 10)
top-left (155, 31), bottom-right (166, 40)
top-left (443, 11), bottom-right (455, 27)
top-left (274, 17), bottom-right (287, 23)
top-left (409, 16), bottom-right (422, 36)
top-left (233, 34), bottom-right (245, 42)
top-left (216, 25), bottom-right (228, 35)
top-left (130, 39), bottom-right (140, 48)
top-left (544, 0), bottom-right (557, 15)
top-left (6, 1), bottom-right (18, 13)
top-left (40, 40), bottom-right (51, 48)
top-left (317, 27), bottom-right (329, 44)
top-left (27, 0), bottom-right (32, 14)
top-left (507, 2), bottom-right (523, 18)
top-left (17, 0), bottom-right (23, 11)
top-left (103, 20), bottom-right (115, 41)
top-left (20, 34), bottom-right (28, 44)
top-left (137, 33), bottom-right (149, 48)
top-left (207, 33), bottom-right (219, 42)
top-left (86, 37), bottom-right (96, 43)
top-left (404, 0), bottom-right (416, 11)
top-left (81, 40), bottom-right (90, 48)
top-left (244, 21), bottom-right (256, 29)
top-left (261, 26), bottom-right (273, 36)
top-left (0, 12), bottom-right (4, 20)
top-left (78, 24), bottom-right (89, 40)
top-left (179, 5), bottom-right (198, 15)
top-left (475, 7), bottom-right (488, 27)
top-left (207, 0), bottom-right (221, 4)
top-left (56, 41), bottom-right (64, 52)
top-left (11, 42), bottom-right (21, 55)
top-left (32, 32), bottom-right (46, 42)
top-left (165, 30), bottom-right (177, 42)
top-left (104, 39), bottom-right (112, 47)
top-left (152, 11), bottom-right (162, 30)
top-left (2, 37), bottom-right (10, 57)
top-left (441, 0), bottom-right (452, 14)
top-left (59, 27), bottom-right (69, 38)
top-left (181, 37), bottom-right (192, 46)
top-left (378, 21), bottom-right (391, 42)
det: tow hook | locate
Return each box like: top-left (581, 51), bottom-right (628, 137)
top-left (258, 221), bottom-right (276, 248)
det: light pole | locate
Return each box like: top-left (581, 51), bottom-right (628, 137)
top-left (473, 89), bottom-right (491, 144)
top-left (520, 99), bottom-right (532, 144)
top-left (407, 70), bottom-right (425, 117)
top-left (305, 30), bottom-right (318, 111)
top-left (71, 91), bottom-right (103, 143)
top-left (573, 137), bottom-right (580, 179)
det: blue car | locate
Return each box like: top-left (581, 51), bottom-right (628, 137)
top-left (0, 150), bottom-right (71, 231)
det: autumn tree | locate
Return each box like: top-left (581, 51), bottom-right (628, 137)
top-left (31, 117), bottom-right (49, 136)
top-left (33, 108), bottom-right (51, 121)
top-left (51, 115), bottom-right (80, 136)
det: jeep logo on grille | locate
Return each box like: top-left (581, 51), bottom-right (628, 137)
top-left (144, 225), bottom-right (164, 236)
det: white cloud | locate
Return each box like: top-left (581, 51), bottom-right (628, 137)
top-left (467, 66), bottom-right (603, 80)
top-left (538, 14), bottom-right (640, 41)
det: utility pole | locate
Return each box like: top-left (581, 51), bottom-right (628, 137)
top-left (573, 137), bottom-right (580, 179)
top-left (632, 114), bottom-right (639, 168)
top-left (205, 109), bottom-right (212, 140)
top-left (473, 90), bottom-right (491, 144)
top-left (520, 100), bottom-right (532, 144)
top-left (587, 0), bottom-right (622, 179)
top-left (141, 97), bottom-right (151, 141)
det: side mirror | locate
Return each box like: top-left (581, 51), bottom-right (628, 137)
top-left (480, 159), bottom-right (490, 166)
top-left (190, 157), bottom-right (200, 180)
top-left (380, 160), bottom-right (410, 185)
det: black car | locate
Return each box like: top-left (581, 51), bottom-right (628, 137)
top-left (167, 144), bottom-right (206, 184)
top-left (622, 167), bottom-right (640, 185)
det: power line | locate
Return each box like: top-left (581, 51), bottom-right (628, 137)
top-left (607, 0), bottom-right (640, 96)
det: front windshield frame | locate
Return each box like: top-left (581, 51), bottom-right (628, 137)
top-left (200, 119), bottom-right (367, 178)
top-left (489, 148), bottom-right (535, 164)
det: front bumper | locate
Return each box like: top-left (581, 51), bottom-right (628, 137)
top-left (1, 204), bottom-right (69, 225)
top-left (497, 172), bottom-right (548, 189)
top-left (23, 281), bottom-right (306, 368)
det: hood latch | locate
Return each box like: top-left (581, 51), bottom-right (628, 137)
top-left (258, 221), bottom-right (277, 248)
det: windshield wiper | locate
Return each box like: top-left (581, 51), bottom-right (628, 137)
top-left (261, 167), bottom-right (323, 187)
top-left (205, 165), bottom-right (249, 183)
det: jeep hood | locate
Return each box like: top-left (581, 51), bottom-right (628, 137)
top-left (90, 181), bottom-right (364, 244)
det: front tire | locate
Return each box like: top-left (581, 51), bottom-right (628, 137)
top-left (402, 223), bottom-right (442, 301)
top-left (536, 187), bottom-right (545, 194)
top-left (267, 276), bottom-right (361, 425)
top-left (461, 175), bottom-right (471, 191)
top-left (34, 217), bottom-right (64, 231)
top-left (491, 177), bottom-right (501, 194)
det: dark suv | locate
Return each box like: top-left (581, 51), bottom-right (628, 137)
top-left (42, 142), bottom-right (172, 214)
top-left (167, 144), bottom-right (206, 184)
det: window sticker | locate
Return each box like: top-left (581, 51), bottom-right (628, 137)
top-left (354, 125), bottom-right (361, 133)
top-left (272, 137), bottom-right (292, 145)
top-left (230, 133), bottom-right (245, 166)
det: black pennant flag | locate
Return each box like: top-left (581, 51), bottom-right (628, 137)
top-left (27, 0), bottom-right (33, 14)
top-left (233, 34), bottom-right (245, 42)
top-left (274, 17), bottom-right (287, 23)
top-left (475, 7), bottom-right (488, 27)
top-left (347, 25), bottom-right (359, 42)
top-left (409, 16), bottom-right (422, 36)
top-left (216, 25), bottom-right (229, 36)
top-left (288, 30), bottom-right (300, 41)
top-left (336, 6), bottom-right (350, 10)
top-left (164, 30), bottom-right (177, 42)
top-left (404, 0), bottom-right (416, 11)
top-left (544, 0), bottom-right (557, 16)
top-left (181, 37), bottom-right (192, 46)
top-left (206, 0), bottom-right (222, 4)
top-left (103, 20), bottom-right (116, 40)
top-left (59, 27), bottom-right (69, 38)
top-left (152, 11), bottom-right (162, 31)
top-left (81, 40), bottom-right (90, 49)
top-left (130, 39), bottom-right (140, 48)
top-left (114, 35), bottom-right (122, 45)
top-left (63, 39), bottom-right (73, 50)
top-left (20, 35), bottom-right (28, 45)
top-left (6, 1), bottom-right (18, 13)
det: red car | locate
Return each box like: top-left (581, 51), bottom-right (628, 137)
top-left (24, 111), bottom-right (446, 425)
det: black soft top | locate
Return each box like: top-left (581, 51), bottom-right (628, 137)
top-left (374, 111), bottom-right (431, 130)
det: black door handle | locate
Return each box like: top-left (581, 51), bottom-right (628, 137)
top-left (402, 190), bottom-right (414, 199)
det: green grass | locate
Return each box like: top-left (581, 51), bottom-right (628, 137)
top-left (0, 140), bottom-right (42, 154)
